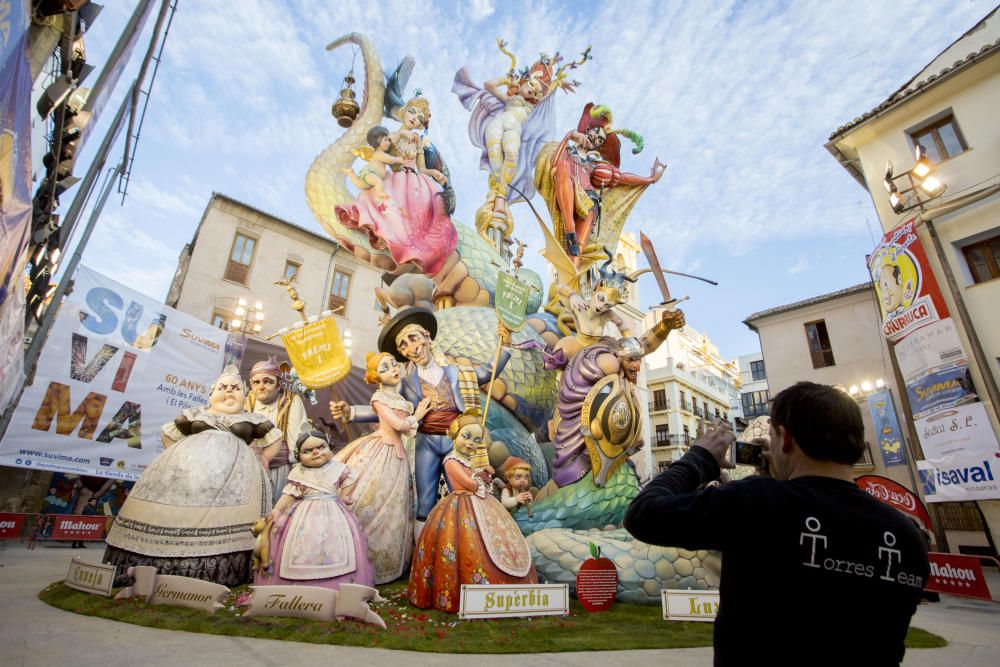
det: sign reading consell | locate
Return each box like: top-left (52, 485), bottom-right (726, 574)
top-left (458, 584), bottom-right (569, 620)
top-left (662, 589), bottom-right (720, 622)
top-left (65, 558), bottom-right (116, 597)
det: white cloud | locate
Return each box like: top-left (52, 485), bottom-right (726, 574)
top-left (788, 256), bottom-right (809, 275)
top-left (468, 0), bottom-right (496, 22)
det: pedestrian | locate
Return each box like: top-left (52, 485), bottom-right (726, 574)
top-left (72, 498), bottom-right (99, 549)
top-left (624, 381), bottom-right (929, 666)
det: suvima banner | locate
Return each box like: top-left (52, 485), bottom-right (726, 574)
top-left (0, 267), bottom-right (227, 480)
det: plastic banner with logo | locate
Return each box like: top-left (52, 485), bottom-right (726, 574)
top-left (917, 456), bottom-right (999, 503)
top-left (868, 219), bottom-right (949, 344)
top-left (49, 515), bottom-right (106, 541)
top-left (0, 512), bottom-right (27, 538)
top-left (915, 403), bottom-right (1000, 468)
top-left (905, 363), bottom-right (976, 419)
top-left (0, 266), bottom-right (228, 480)
top-left (925, 552), bottom-right (994, 601)
top-left (865, 390), bottom-right (907, 467)
top-left (0, 0), bottom-right (32, 414)
top-left (855, 475), bottom-right (931, 531)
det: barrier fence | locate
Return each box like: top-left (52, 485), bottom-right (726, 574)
top-left (0, 512), bottom-right (109, 548)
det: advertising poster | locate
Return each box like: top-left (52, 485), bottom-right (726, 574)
top-left (0, 266), bottom-right (227, 480)
top-left (855, 475), bottom-right (931, 531)
top-left (894, 317), bottom-right (966, 380)
top-left (868, 219), bottom-right (949, 343)
top-left (865, 390), bottom-right (907, 466)
top-left (915, 402), bottom-right (1000, 466)
top-left (905, 363), bottom-right (976, 419)
top-left (918, 457), bottom-right (999, 503)
top-left (0, 0), bottom-right (32, 413)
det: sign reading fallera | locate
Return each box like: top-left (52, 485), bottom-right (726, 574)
top-left (459, 584), bottom-right (569, 619)
top-left (64, 558), bottom-right (116, 597)
top-left (661, 589), bottom-right (720, 622)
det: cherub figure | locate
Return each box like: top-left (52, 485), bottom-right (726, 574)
top-left (343, 126), bottom-right (405, 201)
top-left (499, 456), bottom-right (535, 516)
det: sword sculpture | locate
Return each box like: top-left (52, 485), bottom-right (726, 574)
top-left (638, 231), bottom-right (717, 308)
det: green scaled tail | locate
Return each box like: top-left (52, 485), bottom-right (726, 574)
top-left (515, 465), bottom-right (640, 535)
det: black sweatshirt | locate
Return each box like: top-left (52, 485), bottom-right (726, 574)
top-left (624, 447), bottom-right (929, 666)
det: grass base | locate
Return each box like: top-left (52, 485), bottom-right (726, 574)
top-left (38, 581), bottom-right (946, 653)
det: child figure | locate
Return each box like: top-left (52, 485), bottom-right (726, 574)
top-left (499, 457), bottom-right (535, 516)
top-left (408, 411), bottom-right (537, 613)
top-left (344, 126), bottom-right (405, 201)
top-left (253, 431), bottom-right (374, 590)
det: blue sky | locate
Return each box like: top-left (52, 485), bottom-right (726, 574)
top-left (64, 0), bottom-right (993, 361)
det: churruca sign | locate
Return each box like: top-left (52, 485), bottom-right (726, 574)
top-left (458, 584), bottom-right (569, 619)
top-left (243, 584), bottom-right (386, 628)
top-left (114, 565), bottom-right (229, 612)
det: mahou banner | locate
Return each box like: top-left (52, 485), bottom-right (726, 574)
top-left (925, 552), bottom-right (994, 601)
top-left (868, 219), bottom-right (949, 343)
top-left (0, 266), bottom-right (227, 480)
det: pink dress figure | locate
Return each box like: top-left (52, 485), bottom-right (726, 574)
top-left (254, 433), bottom-right (374, 590)
top-left (334, 352), bottom-right (430, 584)
top-left (334, 96), bottom-right (457, 276)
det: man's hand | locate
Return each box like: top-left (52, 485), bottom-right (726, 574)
top-left (660, 308), bottom-right (685, 332)
top-left (692, 419), bottom-right (736, 471)
top-left (330, 400), bottom-right (349, 421)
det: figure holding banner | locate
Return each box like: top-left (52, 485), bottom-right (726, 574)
top-left (245, 357), bottom-right (310, 494)
top-left (104, 365), bottom-right (279, 586)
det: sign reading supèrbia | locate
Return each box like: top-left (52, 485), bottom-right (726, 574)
top-left (458, 584), bottom-right (569, 619)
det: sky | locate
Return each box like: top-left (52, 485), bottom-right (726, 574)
top-left (61, 0), bottom-right (993, 361)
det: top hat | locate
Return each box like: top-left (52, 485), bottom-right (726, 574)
top-left (377, 307), bottom-right (438, 362)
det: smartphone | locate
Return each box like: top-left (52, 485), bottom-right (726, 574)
top-left (732, 440), bottom-right (765, 468)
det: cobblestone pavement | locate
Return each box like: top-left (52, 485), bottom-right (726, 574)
top-left (0, 542), bottom-right (997, 666)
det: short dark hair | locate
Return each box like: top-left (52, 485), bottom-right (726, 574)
top-left (770, 381), bottom-right (865, 464)
top-left (367, 125), bottom-right (390, 148)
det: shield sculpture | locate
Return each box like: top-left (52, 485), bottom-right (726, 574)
top-left (581, 374), bottom-right (642, 486)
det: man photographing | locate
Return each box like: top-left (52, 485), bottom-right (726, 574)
top-left (624, 381), bottom-right (929, 666)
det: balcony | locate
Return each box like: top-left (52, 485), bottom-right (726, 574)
top-left (648, 400), bottom-right (670, 413)
top-left (679, 401), bottom-right (693, 413)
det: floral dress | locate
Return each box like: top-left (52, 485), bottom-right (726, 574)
top-left (408, 453), bottom-right (537, 613)
top-left (334, 390), bottom-right (417, 584)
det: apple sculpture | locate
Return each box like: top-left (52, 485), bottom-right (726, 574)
top-left (575, 541), bottom-right (618, 612)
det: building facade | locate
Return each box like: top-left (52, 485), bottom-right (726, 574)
top-left (736, 351), bottom-right (769, 424)
top-left (826, 8), bottom-right (1000, 553)
top-left (745, 283), bottom-right (988, 553)
top-left (165, 193), bottom-right (383, 368)
top-left (643, 318), bottom-right (740, 472)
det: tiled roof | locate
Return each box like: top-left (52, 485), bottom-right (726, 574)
top-left (829, 7), bottom-right (1000, 140)
top-left (208, 192), bottom-right (339, 247)
top-left (743, 282), bottom-right (871, 328)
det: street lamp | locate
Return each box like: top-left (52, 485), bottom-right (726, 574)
top-left (882, 145), bottom-right (946, 214)
top-left (229, 297), bottom-right (265, 335)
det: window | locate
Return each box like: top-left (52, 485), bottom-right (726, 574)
top-left (283, 260), bottom-right (300, 281)
top-left (211, 311), bottom-right (228, 329)
top-left (224, 232), bottom-right (256, 285)
top-left (742, 390), bottom-right (770, 419)
top-left (653, 389), bottom-right (667, 411)
top-left (679, 390), bottom-right (689, 412)
top-left (703, 401), bottom-right (710, 419)
top-left (658, 462), bottom-right (671, 473)
top-left (962, 234), bottom-right (1000, 284)
top-left (750, 359), bottom-right (766, 382)
top-left (655, 424), bottom-right (670, 445)
top-left (908, 112), bottom-right (967, 163)
top-left (804, 320), bottom-right (835, 368)
top-left (328, 268), bottom-right (352, 313)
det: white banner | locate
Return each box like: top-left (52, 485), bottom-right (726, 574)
top-left (918, 457), bottom-right (999, 503)
top-left (915, 403), bottom-right (1000, 468)
top-left (0, 266), bottom-right (227, 480)
top-left (894, 317), bottom-right (966, 382)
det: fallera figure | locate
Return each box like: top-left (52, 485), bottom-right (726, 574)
top-left (253, 431), bottom-right (374, 590)
top-left (408, 411), bottom-right (537, 613)
top-left (104, 365), bottom-right (279, 586)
